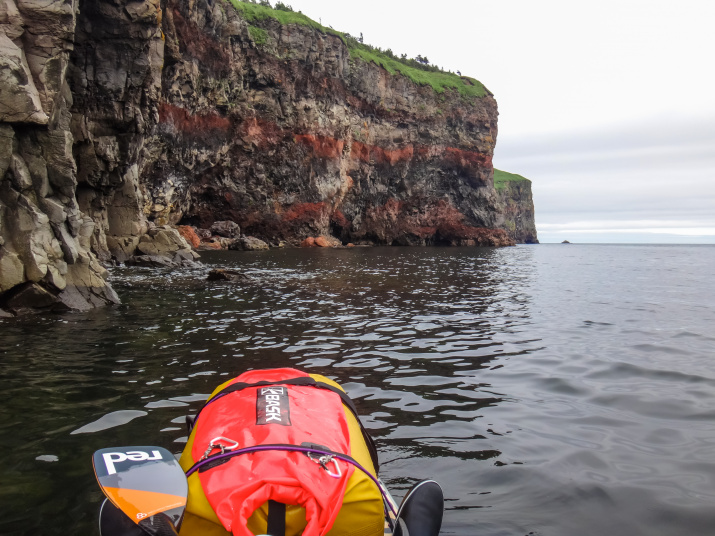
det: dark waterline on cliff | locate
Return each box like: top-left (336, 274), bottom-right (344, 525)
top-left (1, 244), bottom-right (715, 536)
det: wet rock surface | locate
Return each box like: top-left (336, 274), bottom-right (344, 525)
top-left (228, 236), bottom-right (270, 251)
top-left (210, 221), bottom-right (240, 238)
top-left (301, 235), bottom-right (342, 248)
top-left (206, 268), bottom-right (250, 282)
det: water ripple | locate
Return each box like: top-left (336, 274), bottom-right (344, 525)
top-left (2, 245), bottom-right (715, 535)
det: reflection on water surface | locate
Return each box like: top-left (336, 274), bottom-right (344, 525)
top-left (2, 245), bottom-right (715, 536)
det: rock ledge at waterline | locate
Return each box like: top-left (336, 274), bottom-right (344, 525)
top-left (0, 0), bottom-right (537, 315)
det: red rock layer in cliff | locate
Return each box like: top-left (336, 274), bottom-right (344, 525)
top-left (159, 103), bottom-right (231, 138)
top-left (360, 199), bottom-right (513, 247)
top-left (141, 1), bottom-right (517, 248)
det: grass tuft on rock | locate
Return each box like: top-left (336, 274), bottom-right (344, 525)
top-left (248, 25), bottom-right (269, 45)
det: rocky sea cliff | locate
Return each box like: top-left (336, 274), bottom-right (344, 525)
top-left (0, 0), bottom-right (537, 316)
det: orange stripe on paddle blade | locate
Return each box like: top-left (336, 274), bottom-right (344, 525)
top-left (103, 487), bottom-right (186, 524)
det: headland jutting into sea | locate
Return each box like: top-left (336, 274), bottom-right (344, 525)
top-left (0, 0), bottom-right (536, 316)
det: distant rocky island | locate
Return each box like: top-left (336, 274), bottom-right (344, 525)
top-left (0, 0), bottom-right (537, 316)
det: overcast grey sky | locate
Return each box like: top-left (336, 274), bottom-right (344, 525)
top-left (284, 0), bottom-right (715, 243)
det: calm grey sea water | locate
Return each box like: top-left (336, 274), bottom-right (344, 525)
top-left (1, 244), bottom-right (714, 536)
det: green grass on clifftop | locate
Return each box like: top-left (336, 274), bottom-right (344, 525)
top-left (229, 0), bottom-right (338, 34)
top-left (494, 169), bottom-right (531, 190)
top-left (228, 0), bottom-right (487, 98)
top-left (348, 46), bottom-right (486, 98)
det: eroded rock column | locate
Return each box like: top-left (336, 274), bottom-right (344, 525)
top-left (69, 0), bottom-right (165, 262)
top-left (0, 0), bottom-right (119, 315)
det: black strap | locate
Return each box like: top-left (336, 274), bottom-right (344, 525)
top-left (266, 500), bottom-right (286, 536)
top-left (194, 376), bottom-right (380, 472)
top-left (204, 377), bottom-right (360, 417)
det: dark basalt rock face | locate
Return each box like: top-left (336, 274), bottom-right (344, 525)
top-left (0, 0), bottom-right (536, 315)
top-left (0, 0), bottom-right (121, 315)
top-left (148, 0), bottom-right (513, 247)
top-left (207, 268), bottom-right (251, 282)
top-left (495, 180), bottom-right (539, 244)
